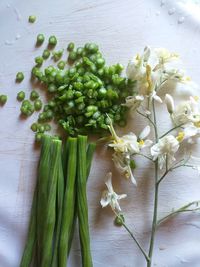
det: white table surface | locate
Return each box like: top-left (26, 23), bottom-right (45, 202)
top-left (0, 0), bottom-right (200, 266)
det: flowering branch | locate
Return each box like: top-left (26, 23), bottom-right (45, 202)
top-left (101, 46), bottom-right (200, 267)
top-left (157, 201), bottom-right (200, 226)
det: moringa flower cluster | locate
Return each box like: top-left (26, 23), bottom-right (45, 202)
top-left (101, 47), bottom-right (200, 213)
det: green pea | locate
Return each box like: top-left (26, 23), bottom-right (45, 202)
top-left (35, 132), bottom-right (43, 142)
top-left (68, 51), bottom-right (77, 61)
top-left (30, 123), bottom-right (38, 132)
top-left (67, 42), bottom-right (75, 51)
top-left (0, 95), bottom-right (7, 105)
top-left (48, 35), bottom-right (57, 46)
top-left (34, 99), bottom-right (42, 111)
top-left (37, 124), bottom-right (45, 133)
top-left (16, 72), bottom-right (24, 82)
top-left (35, 56), bottom-right (43, 66)
top-left (37, 34), bottom-right (45, 45)
top-left (28, 15), bottom-right (36, 23)
top-left (30, 90), bottom-right (39, 101)
top-left (57, 60), bottom-right (65, 70)
top-left (17, 91), bottom-right (25, 101)
top-left (42, 49), bottom-right (50, 59)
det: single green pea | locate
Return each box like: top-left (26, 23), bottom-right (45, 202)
top-left (35, 132), bottom-right (43, 142)
top-left (96, 58), bottom-right (105, 67)
top-left (30, 90), bottom-right (39, 101)
top-left (98, 87), bottom-right (107, 98)
top-left (20, 103), bottom-right (34, 116)
top-left (38, 112), bottom-right (46, 122)
top-left (16, 72), bottom-right (24, 82)
top-left (28, 15), bottom-right (36, 23)
top-left (17, 91), bottom-right (25, 101)
top-left (36, 34), bottom-right (45, 45)
top-left (37, 124), bottom-right (45, 133)
top-left (0, 95), bottom-right (7, 105)
top-left (68, 51), bottom-right (77, 61)
top-left (35, 56), bottom-right (43, 66)
top-left (44, 65), bottom-right (54, 75)
top-left (42, 49), bottom-right (50, 59)
top-left (57, 60), bottom-right (65, 70)
top-left (87, 43), bottom-right (99, 53)
top-left (48, 35), bottom-right (57, 46)
top-left (30, 123), bottom-right (38, 132)
top-left (67, 42), bottom-right (75, 51)
top-left (68, 67), bottom-right (76, 77)
top-left (34, 99), bottom-right (42, 111)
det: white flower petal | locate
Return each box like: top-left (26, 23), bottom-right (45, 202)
top-left (165, 94), bottom-right (174, 114)
top-left (153, 93), bottom-right (163, 103)
top-left (105, 172), bottom-right (113, 193)
top-left (100, 191), bottom-right (111, 208)
top-left (139, 125), bottom-right (151, 140)
top-left (117, 193), bottom-right (127, 200)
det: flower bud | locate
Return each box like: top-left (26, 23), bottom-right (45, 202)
top-left (114, 214), bottom-right (125, 226)
top-left (165, 94), bottom-right (174, 114)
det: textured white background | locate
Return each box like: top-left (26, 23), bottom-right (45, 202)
top-left (0, 0), bottom-right (200, 266)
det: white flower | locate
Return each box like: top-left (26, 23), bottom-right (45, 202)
top-left (108, 120), bottom-right (153, 184)
top-left (108, 119), bottom-right (140, 154)
top-left (100, 172), bottom-right (127, 212)
top-left (151, 135), bottom-right (179, 169)
top-left (165, 94), bottom-right (174, 114)
top-left (112, 152), bottom-right (137, 185)
top-left (172, 96), bottom-right (200, 125)
top-left (126, 46), bottom-right (187, 97)
top-left (182, 124), bottom-right (200, 144)
top-left (123, 95), bottom-right (144, 112)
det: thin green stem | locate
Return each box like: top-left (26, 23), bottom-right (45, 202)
top-left (113, 212), bottom-right (150, 262)
top-left (159, 124), bottom-right (184, 139)
top-left (157, 201), bottom-right (200, 226)
top-left (136, 110), bottom-right (156, 130)
top-left (147, 99), bottom-right (159, 267)
top-left (122, 223), bottom-right (150, 262)
top-left (152, 100), bottom-right (158, 142)
top-left (147, 161), bottom-right (159, 267)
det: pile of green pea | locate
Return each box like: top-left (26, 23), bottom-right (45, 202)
top-left (16, 36), bottom-right (135, 140)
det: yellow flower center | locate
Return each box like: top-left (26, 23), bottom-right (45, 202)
top-left (138, 140), bottom-right (144, 146)
top-left (176, 131), bottom-right (185, 142)
top-left (194, 96), bottom-right (199, 102)
top-left (194, 121), bottom-right (200, 128)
